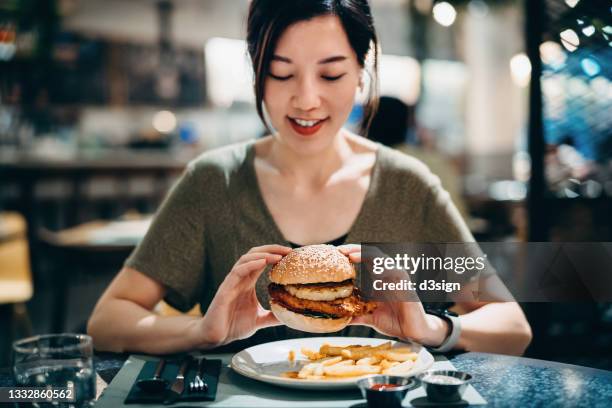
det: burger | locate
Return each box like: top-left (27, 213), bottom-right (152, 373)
top-left (268, 244), bottom-right (377, 333)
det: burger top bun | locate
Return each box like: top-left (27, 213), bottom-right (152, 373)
top-left (269, 244), bottom-right (355, 285)
top-left (270, 301), bottom-right (352, 333)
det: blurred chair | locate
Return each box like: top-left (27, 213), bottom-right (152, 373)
top-left (36, 216), bottom-right (203, 330)
top-left (0, 212), bottom-right (33, 365)
top-left (39, 215), bottom-right (201, 332)
top-left (39, 217), bottom-right (145, 333)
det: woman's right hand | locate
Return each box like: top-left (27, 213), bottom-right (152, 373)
top-left (189, 244), bottom-right (292, 349)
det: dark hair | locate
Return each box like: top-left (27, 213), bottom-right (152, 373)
top-left (247, 0), bottom-right (379, 136)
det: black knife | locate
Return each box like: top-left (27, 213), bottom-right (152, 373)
top-left (164, 355), bottom-right (192, 404)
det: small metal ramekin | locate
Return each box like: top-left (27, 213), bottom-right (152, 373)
top-left (356, 375), bottom-right (419, 408)
top-left (418, 369), bottom-right (472, 403)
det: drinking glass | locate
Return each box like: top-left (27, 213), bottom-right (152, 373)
top-left (13, 334), bottom-right (96, 407)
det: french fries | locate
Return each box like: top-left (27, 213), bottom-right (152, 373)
top-left (356, 356), bottom-right (381, 366)
top-left (285, 341), bottom-right (418, 380)
top-left (300, 347), bottom-right (326, 360)
top-left (297, 356), bottom-right (343, 378)
top-left (320, 356), bottom-right (343, 366)
top-left (381, 359), bottom-right (416, 375)
top-left (341, 341), bottom-right (392, 360)
top-left (375, 349), bottom-right (419, 362)
top-left (379, 359), bottom-right (398, 370)
top-left (323, 364), bottom-right (381, 377)
top-left (320, 344), bottom-right (359, 356)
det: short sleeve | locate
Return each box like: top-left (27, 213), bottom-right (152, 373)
top-left (124, 164), bottom-right (205, 312)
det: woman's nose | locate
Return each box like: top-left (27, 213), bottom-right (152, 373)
top-left (291, 76), bottom-right (321, 111)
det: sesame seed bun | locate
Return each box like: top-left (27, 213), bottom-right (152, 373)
top-left (269, 244), bottom-right (355, 285)
top-left (270, 301), bottom-right (352, 333)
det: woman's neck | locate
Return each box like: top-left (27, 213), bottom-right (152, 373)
top-left (264, 130), bottom-right (355, 188)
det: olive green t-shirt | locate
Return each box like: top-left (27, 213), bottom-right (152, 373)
top-left (124, 139), bottom-right (474, 350)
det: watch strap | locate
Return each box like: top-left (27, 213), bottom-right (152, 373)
top-left (427, 311), bottom-right (461, 353)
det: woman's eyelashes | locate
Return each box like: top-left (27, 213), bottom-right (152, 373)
top-left (269, 73), bottom-right (292, 81)
top-left (322, 73), bottom-right (346, 81)
top-left (268, 73), bottom-right (347, 82)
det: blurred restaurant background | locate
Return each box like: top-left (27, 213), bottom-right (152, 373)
top-left (0, 0), bottom-right (611, 368)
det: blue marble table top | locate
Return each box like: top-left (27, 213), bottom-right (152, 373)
top-left (2, 351), bottom-right (610, 407)
top-left (449, 353), bottom-right (611, 407)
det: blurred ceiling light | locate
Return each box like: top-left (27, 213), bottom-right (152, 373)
top-left (467, 0), bottom-right (489, 18)
top-left (564, 0), bottom-right (579, 8)
top-left (539, 41), bottom-right (567, 68)
top-left (152, 110), bottom-right (177, 133)
top-left (560, 29), bottom-right (579, 52)
top-left (432, 2), bottom-right (457, 27)
top-left (510, 53), bottom-right (531, 88)
top-left (580, 58), bottom-right (601, 77)
top-left (603, 26), bottom-right (612, 34)
top-left (581, 25), bottom-right (595, 37)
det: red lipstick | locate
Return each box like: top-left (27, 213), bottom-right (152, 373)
top-left (288, 117), bottom-right (327, 136)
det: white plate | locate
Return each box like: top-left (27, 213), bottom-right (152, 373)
top-left (230, 337), bottom-right (434, 390)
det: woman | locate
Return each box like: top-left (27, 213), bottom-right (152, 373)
top-left (87, 0), bottom-right (531, 356)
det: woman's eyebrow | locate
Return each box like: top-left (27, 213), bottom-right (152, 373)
top-left (318, 55), bottom-right (347, 64)
top-left (271, 55), bottom-right (292, 63)
top-left (271, 55), bottom-right (348, 64)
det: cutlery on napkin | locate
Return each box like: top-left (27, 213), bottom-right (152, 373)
top-left (163, 355), bottom-right (192, 405)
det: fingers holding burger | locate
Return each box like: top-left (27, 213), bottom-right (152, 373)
top-left (268, 244), bottom-right (376, 333)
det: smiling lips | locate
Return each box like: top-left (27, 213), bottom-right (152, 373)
top-left (288, 117), bottom-right (328, 136)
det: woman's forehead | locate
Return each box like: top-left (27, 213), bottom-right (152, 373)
top-left (273, 15), bottom-right (356, 61)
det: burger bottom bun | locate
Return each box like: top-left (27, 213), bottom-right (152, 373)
top-left (270, 301), bottom-right (352, 333)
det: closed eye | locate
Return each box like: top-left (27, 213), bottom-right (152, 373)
top-left (322, 74), bottom-right (346, 81)
top-left (269, 73), bottom-right (293, 81)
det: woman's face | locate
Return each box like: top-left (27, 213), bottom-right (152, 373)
top-left (264, 15), bottom-right (362, 156)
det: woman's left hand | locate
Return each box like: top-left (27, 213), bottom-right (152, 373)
top-left (338, 244), bottom-right (450, 347)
